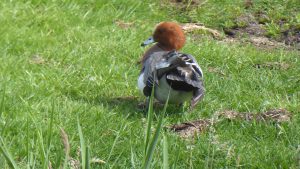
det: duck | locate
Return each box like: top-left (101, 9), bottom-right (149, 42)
top-left (138, 21), bottom-right (204, 108)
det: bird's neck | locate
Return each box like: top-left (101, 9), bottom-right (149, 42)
top-left (140, 44), bottom-right (170, 64)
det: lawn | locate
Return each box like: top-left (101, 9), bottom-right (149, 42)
top-left (0, 0), bottom-right (299, 168)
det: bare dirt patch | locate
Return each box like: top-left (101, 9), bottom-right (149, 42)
top-left (115, 20), bottom-right (134, 29)
top-left (217, 108), bottom-right (291, 123)
top-left (179, 13), bottom-right (298, 50)
top-left (181, 21), bottom-right (290, 50)
top-left (29, 55), bottom-right (46, 64)
top-left (280, 25), bottom-right (300, 48)
top-left (182, 23), bottom-right (222, 39)
top-left (253, 62), bottom-right (291, 70)
top-left (167, 119), bottom-right (212, 138)
top-left (163, 0), bottom-right (299, 49)
top-left (248, 36), bottom-right (286, 48)
top-left (223, 13), bottom-right (299, 50)
top-left (225, 14), bottom-right (265, 37)
top-left (244, 0), bottom-right (253, 9)
top-left (168, 109), bottom-right (291, 138)
top-left (207, 66), bottom-right (226, 76)
top-left (167, 0), bottom-right (206, 8)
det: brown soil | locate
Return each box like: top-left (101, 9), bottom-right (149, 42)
top-left (29, 55), bottom-right (46, 64)
top-left (167, 119), bottom-right (212, 138)
top-left (169, 0), bottom-right (203, 7)
top-left (244, 0), bottom-right (253, 9)
top-left (224, 13), bottom-right (299, 50)
top-left (168, 109), bottom-right (291, 138)
top-left (179, 14), bottom-right (299, 50)
top-left (253, 62), bottom-right (291, 70)
top-left (225, 14), bottom-right (265, 37)
top-left (164, 0), bottom-right (299, 50)
top-left (248, 36), bottom-right (286, 48)
top-left (181, 21), bottom-right (291, 50)
top-left (216, 108), bottom-right (291, 123)
top-left (207, 66), bottom-right (226, 76)
top-left (115, 20), bottom-right (134, 29)
top-left (182, 23), bottom-right (222, 39)
top-left (280, 25), bottom-right (300, 47)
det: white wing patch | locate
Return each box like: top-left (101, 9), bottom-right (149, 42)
top-left (137, 72), bottom-right (145, 93)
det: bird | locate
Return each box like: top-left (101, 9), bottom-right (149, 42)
top-left (138, 21), bottom-right (204, 108)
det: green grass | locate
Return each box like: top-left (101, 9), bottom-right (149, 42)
top-left (167, 0), bottom-right (300, 39)
top-left (0, 0), bottom-right (299, 168)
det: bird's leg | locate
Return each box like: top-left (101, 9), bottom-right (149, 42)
top-left (145, 97), bottom-right (150, 112)
top-left (137, 97), bottom-right (150, 113)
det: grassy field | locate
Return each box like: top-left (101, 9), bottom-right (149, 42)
top-left (0, 0), bottom-right (299, 168)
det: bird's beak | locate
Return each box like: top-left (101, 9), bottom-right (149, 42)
top-left (141, 36), bottom-right (155, 47)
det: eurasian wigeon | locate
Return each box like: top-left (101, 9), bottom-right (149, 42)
top-left (138, 22), bottom-right (204, 108)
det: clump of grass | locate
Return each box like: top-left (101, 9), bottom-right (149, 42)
top-left (162, 134), bottom-right (169, 169)
top-left (143, 87), bottom-right (169, 169)
top-left (265, 22), bottom-right (281, 38)
top-left (0, 137), bottom-right (19, 169)
top-left (77, 118), bottom-right (90, 169)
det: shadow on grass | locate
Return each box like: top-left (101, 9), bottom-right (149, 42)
top-left (97, 96), bottom-right (187, 117)
top-left (64, 90), bottom-right (187, 118)
top-left (64, 91), bottom-right (145, 117)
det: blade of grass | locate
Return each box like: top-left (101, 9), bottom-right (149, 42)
top-left (110, 151), bottom-right (124, 169)
top-left (142, 87), bottom-right (169, 169)
top-left (26, 110), bottom-right (29, 169)
top-left (163, 134), bottom-right (169, 169)
top-left (107, 132), bottom-right (120, 162)
top-left (77, 118), bottom-right (88, 169)
top-left (0, 85), bottom-right (19, 168)
top-left (44, 100), bottom-right (55, 169)
top-left (0, 136), bottom-right (19, 169)
top-left (172, 139), bottom-right (180, 169)
top-left (85, 143), bottom-right (90, 169)
top-left (47, 100), bottom-right (55, 149)
top-left (60, 127), bottom-right (70, 169)
top-left (107, 123), bottom-right (128, 162)
top-left (0, 83), bottom-right (5, 117)
top-left (27, 113), bottom-right (38, 169)
top-left (145, 85), bottom-right (155, 155)
top-left (106, 119), bottom-right (129, 166)
top-left (130, 146), bottom-right (136, 169)
top-left (37, 130), bottom-right (46, 167)
top-left (29, 152), bottom-right (36, 169)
